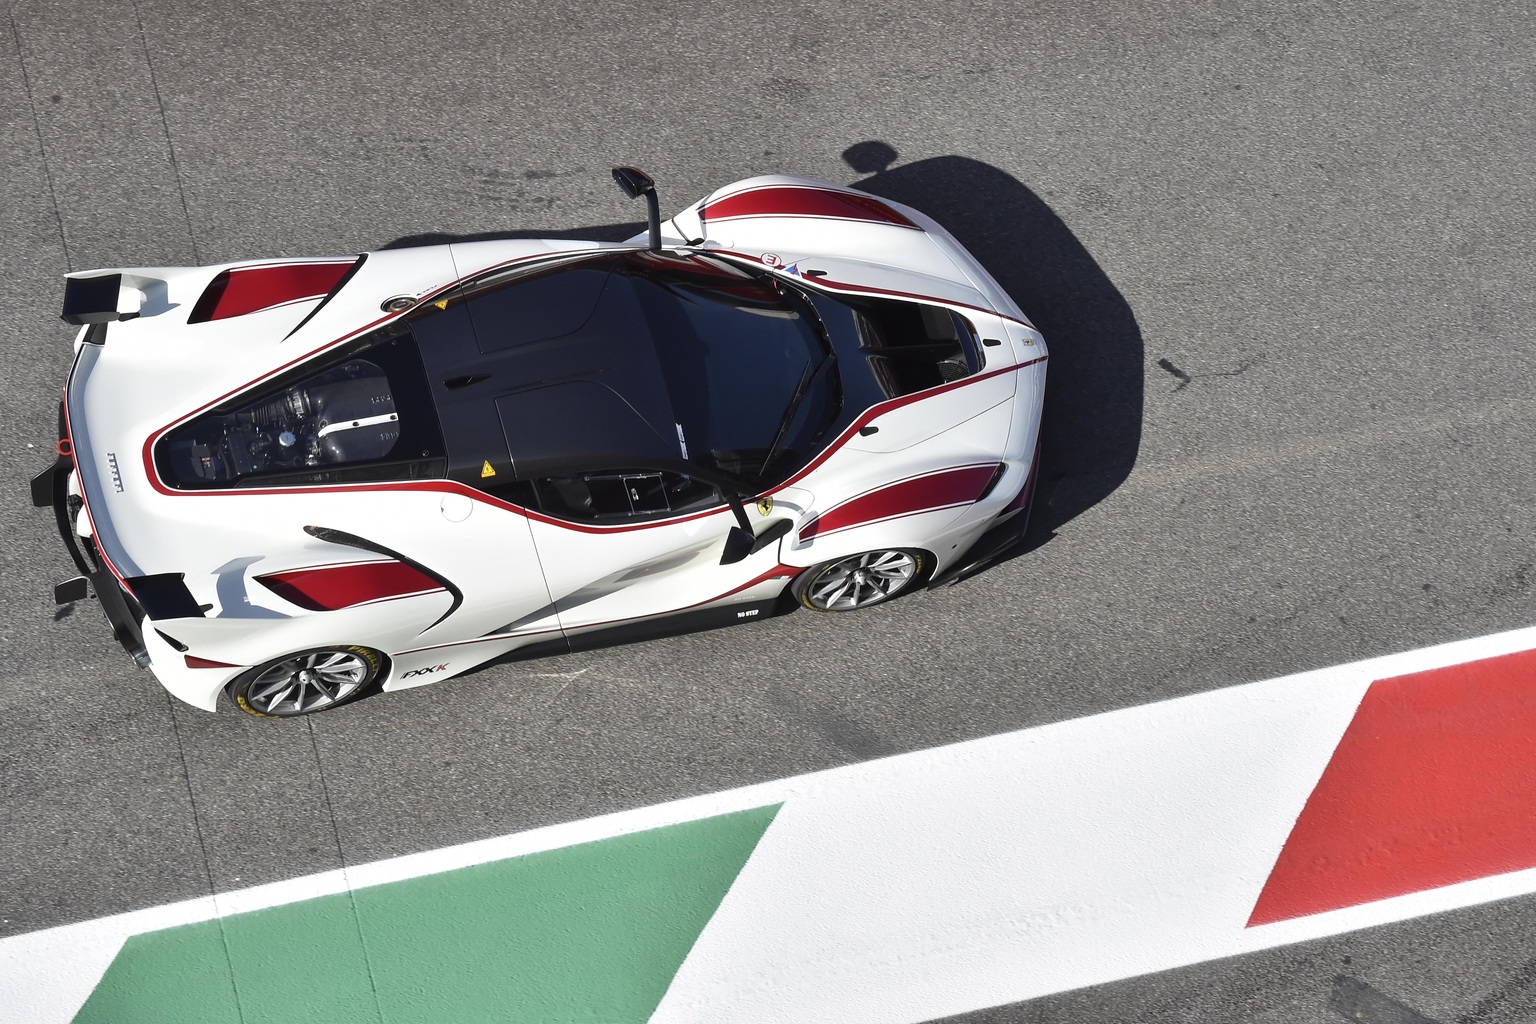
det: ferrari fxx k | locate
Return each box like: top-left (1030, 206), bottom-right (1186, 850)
top-left (32, 169), bottom-right (1047, 716)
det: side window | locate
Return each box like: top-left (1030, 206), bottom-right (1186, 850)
top-left (533, 470), bottom-right (720, 521)
top-left (853, 301), bottom-right (983, 399)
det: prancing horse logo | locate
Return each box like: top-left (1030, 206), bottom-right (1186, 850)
top-left (756, 496), bottom-right (773, 516)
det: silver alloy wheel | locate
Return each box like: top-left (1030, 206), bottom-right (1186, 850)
top-left (245, 650), bottom-right (372, 715)
top-left (803, 550), bottom-right (919, 611)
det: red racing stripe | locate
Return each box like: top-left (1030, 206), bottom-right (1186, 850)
top-left (190, 261), bottom-right (356, 322)
top-left (1248, 647), bottom-right (1536, 926)
top-left (799, 464), bottom-right (1000, 540)
top-left (703, 186), bottom-right (917, 227)
top-left (257, 560), bottom-right (444, 612)
top-left (711, 249), bottom-right (1038, 329)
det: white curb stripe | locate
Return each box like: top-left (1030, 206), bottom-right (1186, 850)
top-left (651, 624), bottom-right (1536, 1023)
top-left (650, 665), bottom-right (1369, 1023)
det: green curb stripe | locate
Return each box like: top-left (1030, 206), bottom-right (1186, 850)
top-left (74, 805), bottom-right (780, 1024)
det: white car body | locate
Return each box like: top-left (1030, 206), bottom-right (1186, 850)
top-left (39, 175), bottom-right (1047, 714)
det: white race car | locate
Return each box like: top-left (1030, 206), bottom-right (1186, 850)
top-left (33, 170), bottom-right (1047, 717)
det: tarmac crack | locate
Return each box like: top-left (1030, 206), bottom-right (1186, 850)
top-left (1456, 954), bottom-right (1536, 1024)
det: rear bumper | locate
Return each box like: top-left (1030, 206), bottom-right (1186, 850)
top-left (30, 419), bottom-right (151, 669)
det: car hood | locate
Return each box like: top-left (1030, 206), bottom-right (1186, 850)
top-left (662, 175), bottom-right (1029, 323)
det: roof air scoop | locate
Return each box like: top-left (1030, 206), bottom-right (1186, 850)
top-left (612, 166), bottom-right (662, 252)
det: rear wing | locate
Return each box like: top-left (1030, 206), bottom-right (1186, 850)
top-left (60, 273), bottom-right (134, 325)
top-left (59, 267), bottom-right (195, 326)
top-left (60, 258), bottom-right (363, 329)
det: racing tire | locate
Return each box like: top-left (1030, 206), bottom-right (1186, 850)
top-left (229, 645), bottom-right (384, 718)
top-left (791, 549), bottom-right (926, 612)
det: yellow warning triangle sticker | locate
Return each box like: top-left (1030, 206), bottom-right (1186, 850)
top-left (481, 461), bottom-right (496, 478)
top-left (434, 299), bottom-right (449, 310)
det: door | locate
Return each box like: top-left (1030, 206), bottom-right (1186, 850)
top-left (521, 467), bottom-right (795, 643)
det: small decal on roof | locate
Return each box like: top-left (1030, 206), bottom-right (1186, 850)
top-left (481, 461), bottom-right (497, 478)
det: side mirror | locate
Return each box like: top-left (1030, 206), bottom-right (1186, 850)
top-left (611, 166), bottom-right (662, 252)
top-left (611, 167), bottom-right (655, 199)
top-left (720, 526), bottom-right (755, 565)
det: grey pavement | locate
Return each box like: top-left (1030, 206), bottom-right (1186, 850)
top-left (3, 0), bottom-right (1535, 1021)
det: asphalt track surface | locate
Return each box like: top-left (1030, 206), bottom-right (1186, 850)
top-left (2, 1), bottom-right (1534, 1021)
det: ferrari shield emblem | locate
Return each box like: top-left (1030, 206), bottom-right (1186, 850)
top-left (756, 496), bottom-right (773, 516)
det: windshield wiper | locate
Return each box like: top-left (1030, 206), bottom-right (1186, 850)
top-left (778, 279), bottom-right (835, 356)
top-left (760, 353), bottom-right (835, 477)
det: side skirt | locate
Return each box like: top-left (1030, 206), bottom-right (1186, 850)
top-left (497, 595), bottom-right (792, 664)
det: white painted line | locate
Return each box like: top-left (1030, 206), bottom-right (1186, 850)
top-left (650, 665), bottom-right (1370, 1023)
top-left (652, 624), bottom-right (1536, 1022)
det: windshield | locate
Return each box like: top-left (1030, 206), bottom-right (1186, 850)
top-left (412, 251), bottom-right (843, 493)
top-left (623, 254), bottom-right (840, 486)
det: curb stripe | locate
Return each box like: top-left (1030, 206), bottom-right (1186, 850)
top-left (71, 806), bottom-right (780, 1024)
top-left (9, 626), bottom-right (1536, 1023)
top-left (1249, 646), bottom-right (1536, 925)
top-left (649, 627), bottom-right (1536, 1023)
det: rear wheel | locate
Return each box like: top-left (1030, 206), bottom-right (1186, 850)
top-left (792, 549), bottom-right (925, 612)
top-left (229, 645), bottom-right (382, 717)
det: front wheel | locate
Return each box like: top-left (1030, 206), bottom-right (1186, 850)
top-left (229, 645), bottom-right (383, 717)
top-left (792, 549), bottom-right (926, 612)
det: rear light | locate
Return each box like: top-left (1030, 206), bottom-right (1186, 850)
top-left (185, 655), bottom-right (241, 670)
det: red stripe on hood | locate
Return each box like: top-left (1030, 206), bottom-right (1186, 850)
top-left (703, 186), bottom-right (917, 227)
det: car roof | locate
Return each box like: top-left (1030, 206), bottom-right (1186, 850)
top-left (410, 252), bottom-right (701, 484)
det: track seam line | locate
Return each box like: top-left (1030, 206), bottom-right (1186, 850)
top-left (306, 717), bottom-right (387, 1024)
top-left (164, 692), bottom-right (247, 1024)
top-left (8, 3), bottom-right (73, 272)
top-left (131, 0), bottom-right (200, 265)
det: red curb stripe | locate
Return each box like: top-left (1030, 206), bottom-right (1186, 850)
top-left (1248, 647), bottom-right (1536, 925)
